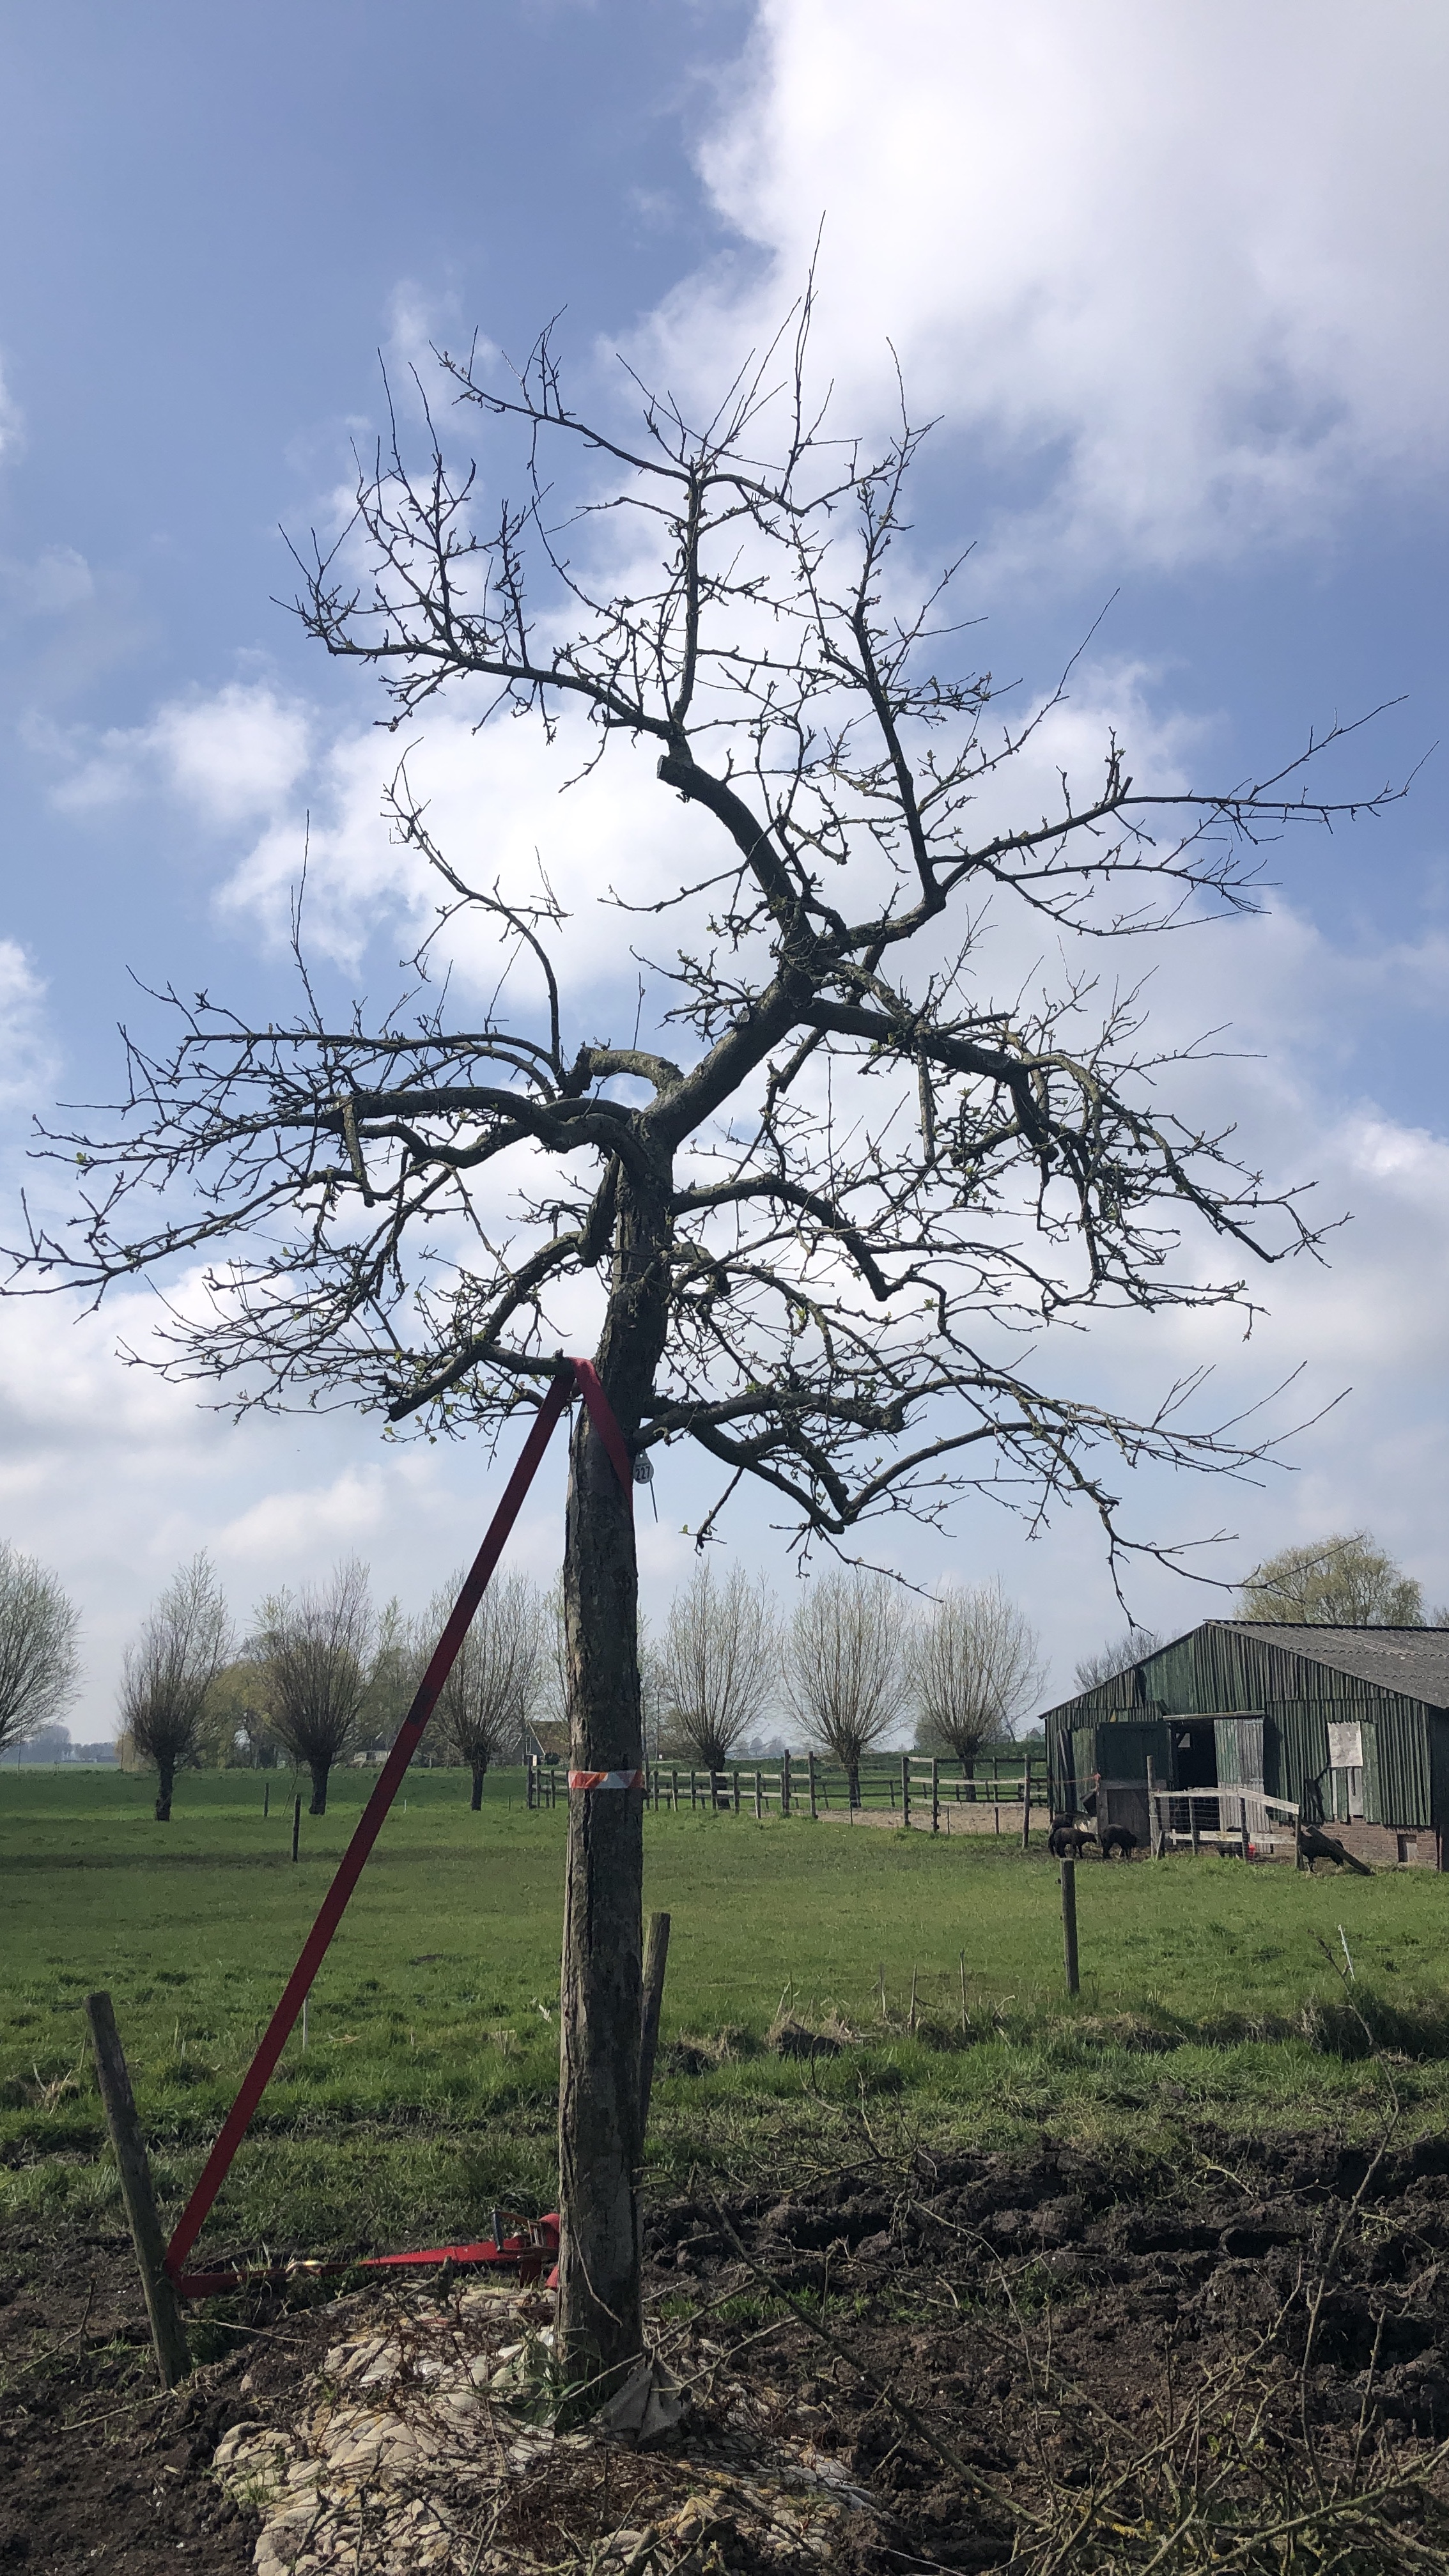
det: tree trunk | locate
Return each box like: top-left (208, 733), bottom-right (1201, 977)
top-left (470, 1758), bottom-right (486, 1812)
top-left (154, 1755), bottom-right (174, 1824)
top-left (308, 1758), bottom-right (329, 1817)
top-left (556, 1154), bottom-right (669, 2405)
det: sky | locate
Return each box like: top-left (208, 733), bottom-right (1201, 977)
top-left (1, 0), bottom-right (1446, 1738)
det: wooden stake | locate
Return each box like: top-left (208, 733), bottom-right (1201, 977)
top-left (908, 1964), bottom-right (918, 2033)
top-left (291, 1794), bottom-right (302, 1861)
top-left (639, 1911), bottom-right (671, 2136)
top-left (1060, 1859), bottom-right (1080, 1996)
top-left (959, 1951), bottom-right (969, 2034)
top-left (84, 1992), bottom-right (190, 2387)
top-left (263, 1780), bottom-right (270, 1819)
top-left (1021, 1769), bottom-right (1032, 1850)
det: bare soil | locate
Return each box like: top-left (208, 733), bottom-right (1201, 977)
top-left (5, 2124), bottom-right (1449, 2570)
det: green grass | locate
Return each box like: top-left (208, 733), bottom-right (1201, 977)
top-left (5, 1765), bottom-right (1449, 2263)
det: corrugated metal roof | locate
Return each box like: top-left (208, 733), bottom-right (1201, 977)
top-left (1227, 1623), bottom-right (1449, 1707)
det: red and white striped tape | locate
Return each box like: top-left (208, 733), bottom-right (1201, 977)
top-left (568, 1768), bottom-right (646, 1791)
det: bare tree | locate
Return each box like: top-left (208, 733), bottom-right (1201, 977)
top-left (258, 1558), bottom-right (375, 1815)
top-left (1240, 1532), bottom-right (1423, 1626)
top-left (120, 1555), bottom-right (233, 1821)
top-left (1073, 1625), bottom-right (1163, 1693)
top-left (10, 310), bottom-right (1396, 2391)
top-left (785, 1569), bottom-right (908, 1806)
top-left (357, 1595), bottom-right (415, 1751)
top-left (910, 1581), bottom-right (1042, 1785)
top-left (429, 1567), bottom-right (544, 1805)
top-left (660, 1563), bottom-right (777, 1803)
top-left (0, 1542), bottom-right (80, 1763)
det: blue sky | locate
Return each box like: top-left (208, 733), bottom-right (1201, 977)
top-left (2, 0), bottom-right (1446, 1734)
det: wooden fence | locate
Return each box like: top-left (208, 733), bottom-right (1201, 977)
top-left (1147, 1783), bottom-right (1300, 1861)
top-left (527, 1750), bottom-right (1050, 1834)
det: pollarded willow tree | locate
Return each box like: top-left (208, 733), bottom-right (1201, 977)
top-left (13, 313), bottom-right (1393, 2391)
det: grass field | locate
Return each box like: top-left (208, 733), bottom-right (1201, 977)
top-left (6, 1765), bottom-right (1449, 2267)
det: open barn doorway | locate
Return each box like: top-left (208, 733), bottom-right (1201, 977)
top-left (1170, 1718), bottom-right (1219, 1835)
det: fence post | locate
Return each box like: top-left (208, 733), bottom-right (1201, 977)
top-left (754, 1767), bottom-right (763, 1820)
top-left (807, 1751), bottom-right (817, 1819)
top-left (639, 1911), bottom-right (671, 2138)
top-left (671, 1767), bottom-right (679, 1813)
top-left (84, 1992), bottom-right (191, 2387)
top-left (1190, 1796), bottom-right (1201, 1858)
top-left (1239, 1795), bottom-right (1251, 1863)
top-left (1060, 1860), bottom-right (1080, 1996)
top-left (263, 1780), bottom-right (270, 1820)
top-left (901, 1752), bottom-right (911, 1828)
top-left (291, 1795), bottom-right (301, 1862)
top-left (782, 1750), bottom-right (792, 1818)
top-left (1021, 1768), bottom-right (1031, 1850)
top-left (732, 1768), bottom-right (740, 1813)
top-left (931, 1757), bottom-right (940, 1835)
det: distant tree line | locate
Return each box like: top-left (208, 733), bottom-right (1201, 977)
top-left (3, 1524), bottom-right (1446, 1810)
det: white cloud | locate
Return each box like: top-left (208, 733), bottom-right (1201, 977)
top-left (52, 680), bottom-right (312, 823)
top-left (0, 940), bottom-right (56, 1110)
top-left (656, 0), bottom-right (1449, 568)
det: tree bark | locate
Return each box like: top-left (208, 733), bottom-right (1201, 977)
top-left (308, 1758), bottom-right (329, 1817)
top-left (556, 1154), bottom-right (669, 2404)
top-left (470, 1758), bottom-right (486, 1812)
top-left (154, 1756), bottom-right (174, 1824)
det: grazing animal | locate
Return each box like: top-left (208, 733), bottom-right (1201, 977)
top-left (1047, 1820), bottom-right (1094, 1859)
top-left (1296, 1823), bottom-right (1372, 1876)
top-left (1098, 1826), bottom-right (1140, 1861)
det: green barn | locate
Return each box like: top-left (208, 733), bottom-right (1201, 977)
top-left (1041, 1622), bottom-right (1449, 1868)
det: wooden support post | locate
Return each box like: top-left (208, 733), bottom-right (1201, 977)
top-left (291, 1794), bottom-right (301, 1862)
top-left (1021, 1771), bottom-right (1032, 1850)
top-left (901, 1752), bottom-right (911, 1828)
top-left (263, 1780), bottom-right (270, 1820)
top-left (754, 1767), bottom-right (763, 1820)
top-left (1190, 1797), bottom-right (1201, 1857)
top-left (1239, 1795), bottom-right (1251, 1863)
top-left (689, 1769), bottom-right (697, 1810)
top-left (639, 1911), bottom-right (671, 2138)
top-left (84, 1992), bottom-right (190, 2388)
top-left (931, 1757), bottom-right (940, 1835)
top-left (807, 1751), bottom-right (818, 1820)
top-left (1060, 1860), bottom-right (1080, 1996)
top-left (1146, 1757), bottom-right (1163, 1858)
top-left (670, 1767), bottom-right (679, 1813)
top-left (732, 1768), bottom-right (740, 1813)
top-left (782, 1750), bottom-right (792, 1818)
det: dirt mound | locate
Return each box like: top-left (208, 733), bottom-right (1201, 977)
top-left (6, 2125), bottom-right (1449, 2570)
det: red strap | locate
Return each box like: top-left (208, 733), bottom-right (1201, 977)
top-left (572, 1357), bottom-right (635, 1512)
top-left (163, 1357), bottom-right (636, 2279)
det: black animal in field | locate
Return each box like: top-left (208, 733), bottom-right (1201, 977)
top-left (1047, 1820), bottom-right (1094, 1859)
top-left (1047, 1818), bottom-right (1140, 1860)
